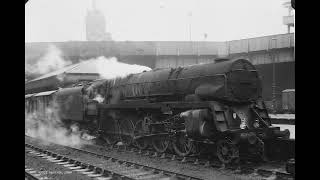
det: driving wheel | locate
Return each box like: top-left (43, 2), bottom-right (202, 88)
top-left (152, 136), bottom-right (170, 153)
top-left (134, 120), bottom-right (149, 150)
top-left (172, 132), bottom-right (194, 156)
top-left (216, 138), bottom-right (239, 164)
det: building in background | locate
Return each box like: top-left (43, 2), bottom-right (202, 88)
top-left (85, 0), bottom-right (112, 41)
top-left (283, 1), bottom-right (294, 33)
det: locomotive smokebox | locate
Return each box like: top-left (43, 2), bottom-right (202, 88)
top-left (181, 109), bottom-right (214, 138)
top-left (195, 83), bottom-right (225, 99)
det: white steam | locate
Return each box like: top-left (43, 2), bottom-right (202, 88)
top-left (92, 56), bottom-right (151, 79)
top-left (25, 45), bottom-right (71, 75)
top-left (25, 56), bottom-right (151, 146)
top-left (25, 105), bottom-right (91, 148)
top-left (93, 94), bottom-right (105, 103)
top-left (84, 56), bottom-right (151, 104)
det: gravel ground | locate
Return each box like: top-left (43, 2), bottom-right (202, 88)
top-left (26, 136), bottom-right (276, 180)
top-left (25, 148), bottom-right (93, 180)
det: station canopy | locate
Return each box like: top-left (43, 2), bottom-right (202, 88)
top-left (25, 60), bottom-right (102, 94)
top-left (28, 60), bottom-right (101, 83)
top-left (25, 93), bottom-right (36, 99)
top-left (34, 90), bottom-right (57, 97)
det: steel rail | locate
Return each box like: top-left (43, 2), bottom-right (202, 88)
top-left (25, 142), bottom-right (203, 180)
top-left (25, 171), bottom-right (40, 180)
top-left (110, 145), bottom-right (293, 179)
top-left (25, 135), bottom-right (294, 179)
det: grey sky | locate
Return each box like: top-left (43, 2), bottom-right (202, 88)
top-left (25, 0), bottom-right (294, 42)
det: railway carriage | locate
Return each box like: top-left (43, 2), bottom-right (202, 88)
top-left (25, 90), bottom-right (56, 118)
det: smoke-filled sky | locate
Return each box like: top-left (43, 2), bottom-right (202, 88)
top-left (25, 0), bottom-right (294, 42)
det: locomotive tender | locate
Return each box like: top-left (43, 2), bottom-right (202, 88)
top-left (25, 58), bottom-right (292, 164)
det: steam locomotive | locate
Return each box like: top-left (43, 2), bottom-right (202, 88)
top-left (25, 58), bottom-right (293, 164)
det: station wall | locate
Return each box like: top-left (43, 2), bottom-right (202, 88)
top-left (154, 55), bottom-right (217, 69)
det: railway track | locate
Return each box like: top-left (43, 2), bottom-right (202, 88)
top-left (25, 170), bottom-right (40, 180)
top-left (25, 142), bottom-right (203, 180)
top-left (25, 135), bottom-right (294, 180)
top-left (92, 141), bottom-right (294, 180)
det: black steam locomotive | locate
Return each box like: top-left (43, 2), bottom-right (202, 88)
top-left (25, 58), bottom-right (292, 164)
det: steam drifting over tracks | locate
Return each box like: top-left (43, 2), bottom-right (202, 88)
top-left (25, 143), bottom-right (203, 180)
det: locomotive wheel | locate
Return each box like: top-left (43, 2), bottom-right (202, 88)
top-left (134, 120), bottom-right (149, 150)
top-left (152, 136), bottom-right (170, 153)
top-left (216, 139), bottom-right (240, 164)
top-left (104, 135), bottom-right (118, 145)
top-left (256, 137), bottom-right (265, 160)
top-left (247, 137), bottom-right (266, 161)
top-left (172, 133), bottom-right (193, 156)
top-left (191, 142), bottom-right (209, 155)
top-left (119, 119), bottom-right (135, 146)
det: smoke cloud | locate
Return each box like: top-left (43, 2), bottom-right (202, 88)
top-left (92, 56), bottom-right (151, 79)
top-left (85, 56), bottom-right (151, 104)
top-left (93, 94), bottom-right (105, 103)
top-left (25, 104), bottom-right (92, 148)
top-left (25, 56), bottom-right (151, 146)
top-left (25, 45), bottom-right (71, 76)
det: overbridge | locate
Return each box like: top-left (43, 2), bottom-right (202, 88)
top-left (25, 33), bottom-right (294, 109)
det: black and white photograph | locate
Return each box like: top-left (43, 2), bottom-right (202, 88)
top-left (25, 0), bottom-right (295, 179)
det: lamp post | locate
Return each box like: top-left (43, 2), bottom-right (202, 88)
top-left (187, 11), bottom-right (192, 42)
top-left (270, 38), bottom-right (277, 113)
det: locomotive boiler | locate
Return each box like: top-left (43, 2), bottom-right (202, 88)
top-left (25, 58), bottom-right (293, 164)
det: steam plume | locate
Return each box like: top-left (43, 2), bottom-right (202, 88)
top-left (92, 56), bottom-right (151, 79)
top-left (25, 56), bottom-right (150, 146)
top-left (25, 45), bottom-right (71, 76)
top-left (25, 104), bottom-right (91, 148)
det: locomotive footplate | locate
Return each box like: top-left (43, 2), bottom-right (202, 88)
top-left (188, 126), bottom-right (286, 146)
top-left (97, 101), bottom-right (211, 110)
top-left (133, 132), bottom-right (170, 140)
top-left (227, 126), bottom-right (288, 139)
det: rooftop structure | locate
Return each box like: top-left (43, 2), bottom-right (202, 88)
top-left (25, 60), bottom-right (101, 94)
top-left (283, 1), bottom-right (295, 33)
top-left (25, 33), bottom-right (294, 66)
top-left (85, 0), bottom-right (112, 41)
